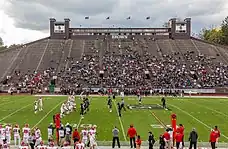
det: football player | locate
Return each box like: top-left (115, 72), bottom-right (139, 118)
top-left (13, 124), bottom-right (21, 146)
top-left (22, 124), bottom-right (30, 144)
top-left (0, 124), bottom-right (6, 146)
top-left (81, 127), bottom-right (88, 145)
top-left (38, 97), bottom-right (43, 111)
top-left (5, 124), bottom-right (12, 144)
top-left (34, 99), bottom-right (38, 114)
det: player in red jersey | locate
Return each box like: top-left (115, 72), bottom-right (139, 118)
top-left (210, 130), bottom-right (217, 149)
top-left (135, 135), bottom-right (142, 149)
top-left (127, 124), bottom-right (137, 148)
top-left (54, 113), bottom-right (61, 145)
top-left (214, 126), bottom-right (220, 144)
top-left (177, 124), bottom-right (185, 146)
top-left (175, 130), bottom-right (183, 149)
top-left (163, 129), bottom-right (171, 149)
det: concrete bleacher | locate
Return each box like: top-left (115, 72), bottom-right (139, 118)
top-left (15, 39), bottom-right (49, 73)
top-left (37, 39), bottom-right (65, 72)
top-left (1, 37), bottom-right (228, 89)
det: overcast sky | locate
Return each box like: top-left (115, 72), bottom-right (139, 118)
top-left (0, 0), bottom-right (228, 45)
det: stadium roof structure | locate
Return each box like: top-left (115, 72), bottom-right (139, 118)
top-left (49, 18), bottom-right (191, 40)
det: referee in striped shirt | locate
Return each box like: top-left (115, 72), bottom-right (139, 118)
top-left (112, 126), bottom-right (120, 148)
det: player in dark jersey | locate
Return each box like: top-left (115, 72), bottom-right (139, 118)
top-left (138, 95), bottom-right (142, 105)
top-left (80, 103), bottom-right (84, 116)
top-left (117, 102), bottom-right (122, 117)
top-left (107, 96), bottom-right (112, 112)
top-left (161, 97), bottom-right (166, 109)
top-left (120, 98), bottom-right (126, 111)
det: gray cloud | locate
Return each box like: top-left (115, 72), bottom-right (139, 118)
top-left (3, 0), bottom-right (228, 32)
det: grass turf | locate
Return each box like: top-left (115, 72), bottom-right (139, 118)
top-left (0, 95), bottom-right (228, 143)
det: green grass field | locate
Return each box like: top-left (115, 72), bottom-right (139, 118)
top-left (1, 95), bottom-right (228, 143)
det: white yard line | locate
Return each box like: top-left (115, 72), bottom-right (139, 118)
top-left (0, 100), bottom-right (18, 106)
top-left (113, 100), bottom-right (127, 141)
top-left (0, 97), bottom-right (29, 106)
top-left (76, 117), bottom-right (83, 129)
top-left (0, 103), bottom-right (32, 122)
top-left (184, 100), bottom-right (228, 118)
top-left (32, 100), bottom-right (63, 129)
top-left (169, 104), bottom-right (228, 140)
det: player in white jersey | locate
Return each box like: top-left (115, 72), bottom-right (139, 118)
top-left (120, 91), bottom-right (124, 99)
top-left (168, 128), bottom-right (173, 148)
top-left (75, 141), bottom-right (85, 149)
top-left (5, 124), bottom-right (12, 144)
top-left (69, 97), bottom-right (76, 112)
top-left (37, 141), bottom-right (47, 149)
top-left (47, 123), bottom-right (54, 140)
top-left (22, 124), bottom-right (30, 144)
top-left (81, 127), bottom-right (88, 145)
top-left (13, 124), bottom-right (21, 146)
top-left (66, 100), bottom-right (72, 114)
top-left (0, 124), bottom-right (6, 146)
top-left (35, 127), bottom-right (42, 146)
top-left (38, 97), bottom-right (43, 111)
top-left (89, 126), bottom-right (96, 138)
top-left (2, 139), bottom-right (9, 149)
top-left (60, 102), bottom-right (66, 118)
top-left (88, 133), bottom-right (97, 149)
top-left (34, 100), bottom-right (38, 114)
top-left (19, 141), bottom-right (29, 149)
top-left (62, 141), bottom-right (71, 149)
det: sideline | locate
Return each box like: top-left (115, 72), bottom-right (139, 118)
top-left (169, 104), bottom-right (228, 140)
top-left (113, 100), bottom-right (127, 141)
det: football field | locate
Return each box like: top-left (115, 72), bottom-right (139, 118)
top-left (1, 95), bottom-right (228, 145)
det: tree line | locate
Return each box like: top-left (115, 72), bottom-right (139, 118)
top-left (0, 37), bottom-right (23, 51)
top-left (200, 16), bottom-right (228, 45)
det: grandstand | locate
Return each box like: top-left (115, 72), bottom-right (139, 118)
top-left (0, 18), bottom-right (228, 94)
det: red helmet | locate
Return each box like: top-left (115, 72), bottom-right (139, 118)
top-left (15, 124), bottom-right (19, 128)
top-left (25, 124), bottom-right (29, 127)
top-left (21, 141), bottom-right (25, 146)
top-left (40, 141), bottom-right (44, 145)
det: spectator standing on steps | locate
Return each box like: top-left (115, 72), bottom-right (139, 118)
top-left (112, 126), bottom-right (120, 148)
top-left (127, 124), bottom-right (137, 148)
top-left (188, 128), bottom-right (198, 149)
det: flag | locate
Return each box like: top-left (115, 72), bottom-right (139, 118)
top-left (85, 16), bottom-right (89, 19)
top-left (146, 16), bottom-right (150, 20)
top-left (126, 16), bottom-right (131, 20)
top-left (106, 17), bottom-right (110, 20)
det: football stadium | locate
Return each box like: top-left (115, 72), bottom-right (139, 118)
top-left (0, 17), bottom-right (228, 149)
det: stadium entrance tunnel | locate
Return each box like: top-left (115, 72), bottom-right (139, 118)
top-left (127, 104), bottom-right (171, 110)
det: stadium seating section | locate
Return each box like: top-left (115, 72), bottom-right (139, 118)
top-left (0, 38), bottom-right (228, 92)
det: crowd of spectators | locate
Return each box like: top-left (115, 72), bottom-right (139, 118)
top-left (1, 38), bottom-right (228, 93)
